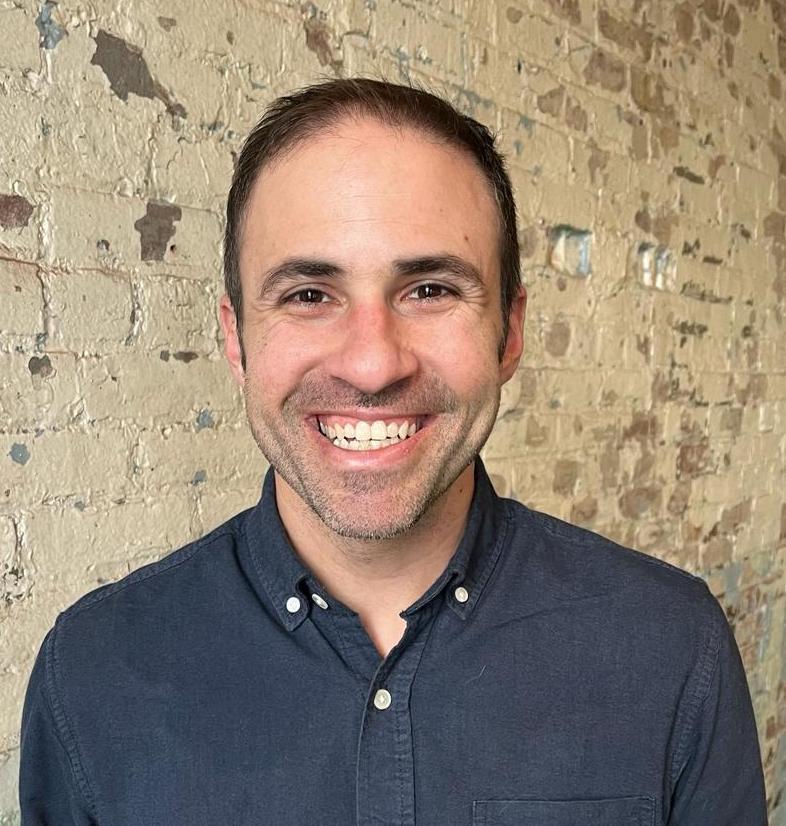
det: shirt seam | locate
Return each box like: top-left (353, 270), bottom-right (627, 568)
top-left (44, 624), bottom-right (100, 821)
top-left (528, 508), bottom-right (706, 586)
top-left (59, 527), bottom-right (235, 621)
top-left (667, 584), bottom-right (723, 790)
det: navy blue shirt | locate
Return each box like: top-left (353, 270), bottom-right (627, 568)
top-left (20, 461), bottom-right (766, 824)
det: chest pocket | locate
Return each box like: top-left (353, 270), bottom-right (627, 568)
top-left (473, 796), bottom-right (655, 826)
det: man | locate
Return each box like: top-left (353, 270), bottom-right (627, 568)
top-left (20, 79), bottom-right (766, 824)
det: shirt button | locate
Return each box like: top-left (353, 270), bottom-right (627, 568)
top-left (373, 689), bottom-right (392, 710)
top-left (311, 593), bottom-right (329, 610)
top-left (454, 586), bottom-right (469, 603)
top-left (285, 596), bottom-right (301, 613)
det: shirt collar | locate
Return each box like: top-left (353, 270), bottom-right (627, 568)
top-left (241, 459), bottom-right (511, 631)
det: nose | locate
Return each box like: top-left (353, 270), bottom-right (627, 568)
top-left (323, 301), bottom-right (418, 395)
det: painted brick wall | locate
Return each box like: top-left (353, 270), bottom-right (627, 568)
top-left (1, 0), bottom-right (784, 821)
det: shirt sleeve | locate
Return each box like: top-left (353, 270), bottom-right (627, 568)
top-left (667, 593), bottom-right (768, 825)
top-left (19, 628), bottom-right (97, 826)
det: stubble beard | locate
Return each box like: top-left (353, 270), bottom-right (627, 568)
top-left (242, 377), bottom-right (501, 541)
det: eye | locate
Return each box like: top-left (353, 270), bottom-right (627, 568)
top-left (409, 283), bottom-right (454, 301)
top-left (284, 288), bottom-right (328, 305)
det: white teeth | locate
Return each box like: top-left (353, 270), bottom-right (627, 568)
top-left (321, 417), bottom-right (421, 450)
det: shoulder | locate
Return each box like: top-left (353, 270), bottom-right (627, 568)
top-left (50, 506), bottom-right (253, 654)
top-left (500, 497), bottom-right (722, 636)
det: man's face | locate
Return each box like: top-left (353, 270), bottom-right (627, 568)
top-left (220, 117), bottom-right (525, 540)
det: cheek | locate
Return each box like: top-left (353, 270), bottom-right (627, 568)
top-left (419, 319), bottom-right (501, 386)
top-left (243, 320), bottom-right (320, 392)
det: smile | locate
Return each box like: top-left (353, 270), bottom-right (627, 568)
top-left (315, 416), bottom-right (421, 451)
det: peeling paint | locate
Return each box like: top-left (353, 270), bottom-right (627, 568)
top-left (133, 201), bottom-right (182, 261)
top-left (548, 225), bottom-right (592, 277)
top-left (545, 318), bottom-right (572, 356)
top-left (0, 194), bottom-right (34, 229)
top-left (584, 48), bottom-right (626, 92)
top-left (9, 444), bottom-right (30, 466)
top-left (91, 30), bottom-right (187, 118)
top-left (301, 3), bottom-right (343, 73)
top-left (35, 1), bottom-right (66, 50)
top-left (195, 409), bottom-right (215, 431)
top-left (28, 355), bottom-right (54, 378)
top-left (674, 166), bottom-right (705, 184)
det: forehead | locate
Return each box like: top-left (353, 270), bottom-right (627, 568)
top-left (239, 116), bottom-right (500, 283)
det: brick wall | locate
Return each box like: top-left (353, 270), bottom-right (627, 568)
top-left (1, 0), bottom-right (784, 820)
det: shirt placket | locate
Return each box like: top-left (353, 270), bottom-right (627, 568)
top-left (355, 605), bottom-right (437, 826)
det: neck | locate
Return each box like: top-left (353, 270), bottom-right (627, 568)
top-left (274, 464), bottom-right (475, 657)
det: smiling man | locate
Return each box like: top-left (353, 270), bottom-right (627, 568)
top-left (21, 79), bottom-right (766, 825)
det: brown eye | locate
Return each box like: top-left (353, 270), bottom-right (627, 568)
top-left (290, 288), bottom-right (326, 303)
top-left (414, 284), bottom-right (447, 300)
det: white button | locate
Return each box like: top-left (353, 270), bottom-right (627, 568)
top-left (311, 593), bottom-right (329, 610)
top-left (454, 586), bottom-right (469, 603)
top-left (373, 689), bottom-right (392, 710)
top-left (285, 596), bottom-right (301, 613)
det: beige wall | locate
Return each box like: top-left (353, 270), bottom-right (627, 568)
top-left (1, 0), bottom-right (784, 820)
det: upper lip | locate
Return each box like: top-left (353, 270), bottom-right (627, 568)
top-left (308, 411), bottom-right (428, 420)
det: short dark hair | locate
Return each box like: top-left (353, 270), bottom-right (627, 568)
top-left (224, 77), bottom-right (521, 361)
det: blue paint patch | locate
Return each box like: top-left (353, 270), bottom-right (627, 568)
top-left (195, 408), bottom-right (215, 431)
top-left (723, 561), bottom-right (742, 599)
top-left (36, 1), bottom-right (66, 49)
top-left (513, 139), bottom-right (524, 156)
top-left (9, 443), bottom-right (30, 465)
top-left (191, 469), bottom-right (207, 485)
top-left (518, 115), bottom-right (535, 136)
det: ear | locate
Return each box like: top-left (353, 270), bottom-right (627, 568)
top-left (219, 294), bottom-right (245, 387)
top-left (500, 285), bottom-right (527, 384)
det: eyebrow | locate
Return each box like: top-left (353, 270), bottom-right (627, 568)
top-left (255, 254), bottom-right (485, 301)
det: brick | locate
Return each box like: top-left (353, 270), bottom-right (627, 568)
top-left (135, 275), bottom-right (218, 353)
top-left (0, 6), bottom-right (41, 73)
top-left (0, 427), bottom-right (131, 504)
top-left (25, 494), bottom-right (197, 589)
top-left (77, 352), bottom-right (240, 425)
top-left (48, 187), bottom-right (147, 270)
top-left (134, 425), bottom-right (263, 492)
top-left (46, 270), bottom-right (133, 350)
top-left (0, 351), bottom-right (79, 432)
top-left (0, 260), bottom-right (43, 337)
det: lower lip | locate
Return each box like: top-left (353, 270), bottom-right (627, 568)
top-left (308, 418), bottom-right (431, 467)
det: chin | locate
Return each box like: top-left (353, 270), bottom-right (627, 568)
top-left (312, 502), bottom-right (425, 542)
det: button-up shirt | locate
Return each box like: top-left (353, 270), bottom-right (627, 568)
top-left (20, 461), bottom-right (767, 824)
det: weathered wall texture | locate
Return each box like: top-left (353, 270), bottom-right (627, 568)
top-left (1, 0), bottom-right (785, 820)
